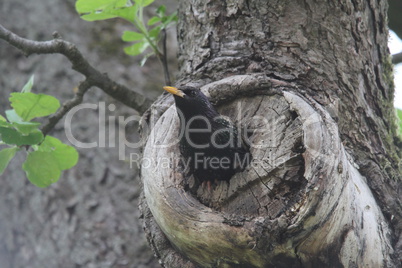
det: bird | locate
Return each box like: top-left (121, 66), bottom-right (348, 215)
top-left (163, 86), bottom-right (250, 188)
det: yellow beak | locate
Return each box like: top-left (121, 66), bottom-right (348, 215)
top-left (163, 86), bottom-right (185, 98)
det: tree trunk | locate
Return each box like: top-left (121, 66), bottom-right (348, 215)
top-left (140, 0), bottom-right (402, 267)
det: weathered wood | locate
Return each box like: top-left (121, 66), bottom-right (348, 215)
top-left (140, 0), bottom-right (401, 266)
top-left (141, 75), bottom-right (394, 267)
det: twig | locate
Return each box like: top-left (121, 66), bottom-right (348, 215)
top-left (0, 24), bottom-right (153, 115)
top-left (161, 28), bottom-right (171, 86)
top-left (392, 52), bottom-right (402, 65)
top-left (40, 80), bottom-right (91, 136)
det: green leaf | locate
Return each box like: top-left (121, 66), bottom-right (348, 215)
top-left (0, 114), bottom-right (40, 135)
top-left (11, 121), bottom-right (41, 135)
top-left (80, 6), bottom-right (137, 23)
top-left (0, 120), bottom-right (12, 128)
top-left (22, 136), bottom-right (79, 188)
top-left (156, 5), bottom-right (166, 17)
top-left (133, 0), bottom-right (154, 8)
top-left (147, 16), bottom-right (161, 26)
top-left (0, 115), bottom-right (6, 122)
top-left (38, 136), bottom-right (79, 170)
top-left (122, 31), bottom-right (144, 41)
top-left (77, 0), bottom-right (137, 23)
top-left (75, 0), bottom-right (128, 13)
top-left (21, 75), bottom-right (34, 93)
top-left (22, 151), bottom-right (61, 188)
top-left (0, 147), bottom-right (18, 175)
top-left (161, 12), bottom-right (178, 27)
top-left (0, 127), bottom-right (43, 146)
top-left (143, 0), bottom-right (154, 7)
top-left (108, 5), bottom-right (137, 22)
top-left (149, 25), bottom-right (161, 39)
top-left (124, 41), bottom-right (149, 56)
top-left (10, 92), bottom-right (60, 121)
top-left (81, 12), bottom-right (118, 21)
top-left (5, 109), bottom-right (23, 123)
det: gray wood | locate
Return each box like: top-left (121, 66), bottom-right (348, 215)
top-left (140, 0), bottom-right (401, 267)
top-left (142, 75), bottom-right (394, 267)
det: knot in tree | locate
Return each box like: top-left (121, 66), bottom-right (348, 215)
top-left (141, 75), bottom-right (393, 267)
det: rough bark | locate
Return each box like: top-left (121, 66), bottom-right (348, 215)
top-left (141, 0), bottom-right (401, 267)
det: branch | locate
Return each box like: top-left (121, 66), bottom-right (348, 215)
top-left (161, 29), bottom-right (171, 86)
top-left (40, 79), bottom-right (90, 136)
top-left (0, 24), bottom-right (153, 115)
top-left (392, 52), bottom-right (402, 65)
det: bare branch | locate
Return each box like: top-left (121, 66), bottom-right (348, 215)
top-left (0, 24), bottom-right (153, 115)
top-left (392, 52), bottom-right (402, 65)
top-left (161, 29), bottom-right (171, 86)
top-left (40, 80), bottom-right (91, 136)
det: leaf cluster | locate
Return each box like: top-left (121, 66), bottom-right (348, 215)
top-left (75, 0), bottom-right (177, 66)
top-left (0, 76), bottom-right (78, 187)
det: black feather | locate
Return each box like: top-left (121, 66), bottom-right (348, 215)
top-left (166, 86), bottom-right (250, 183)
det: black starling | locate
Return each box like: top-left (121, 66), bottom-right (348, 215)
top-left (163, 86), bottom-right (250, 186)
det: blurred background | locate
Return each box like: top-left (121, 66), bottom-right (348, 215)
top-left (390, 30), bottom-right (402, 109)
top-left (389, 0), bottom-right (402, 108)
top-left (0, 0), bottom-right (400, 267)
top-left (0, 0), bottom-right (177, 267)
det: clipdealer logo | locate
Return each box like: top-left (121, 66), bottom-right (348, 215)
top-left (64, 101), bottom-right (292, 168)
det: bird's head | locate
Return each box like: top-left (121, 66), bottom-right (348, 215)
top-left (163, 86), bottom-right (219, 119)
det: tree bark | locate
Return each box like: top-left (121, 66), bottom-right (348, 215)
top-left (140, 0), bottom-right (402, 267)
